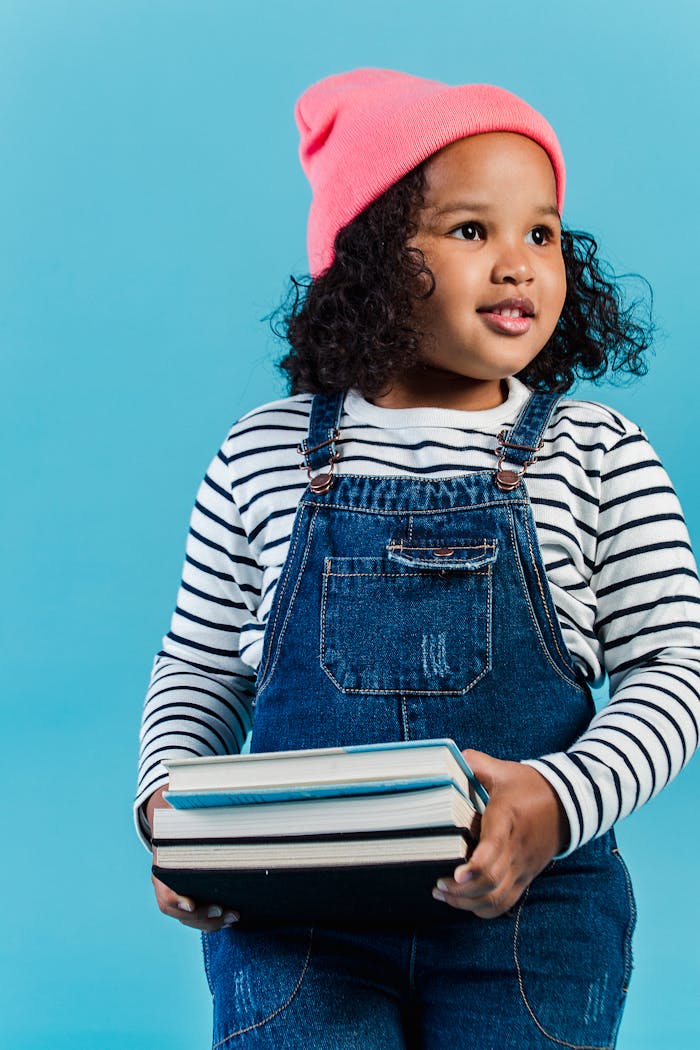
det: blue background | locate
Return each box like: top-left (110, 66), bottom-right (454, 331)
top-left (2, 1), bottom-right (698, 1046)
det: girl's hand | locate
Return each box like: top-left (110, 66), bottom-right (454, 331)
top-left (432, 750), bottom-right (569, 919)
top-left (147, 786), bottom-right (239, 931)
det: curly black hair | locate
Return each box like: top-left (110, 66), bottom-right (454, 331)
top-left (274, 162), bottom-right (653, 398)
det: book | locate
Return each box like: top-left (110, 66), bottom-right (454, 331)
top-left (153, 832), bottom-right (473, 925)
top-left (154, 829), bottom-right (472, 870)
top-left (153, 739), bottom-right (486, 925)
top-left (163, 737), bottom-right (488, 811)
top-left (153, 783), bottom-right (478, 843)
top-left (152, 855), bottom-right (469, 926)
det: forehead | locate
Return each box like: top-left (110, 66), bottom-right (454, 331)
top-left (421, 132), bottom-right (558, 205)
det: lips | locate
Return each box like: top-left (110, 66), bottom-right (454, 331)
top-left (477, 297), bottom-right (535, 318)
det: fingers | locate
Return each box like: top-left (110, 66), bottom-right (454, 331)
top-left (432, 852), bottom-right (520, 919)
top-left (152, 874), bottom-right (239, 931)
top-left (432, 798), bottom-right (520, 918)
top-left (433, 857), bottom-right (518, 918)
top-left (432, 864), bottom-right (519, 919)
top-left (434, 752), bottom-right (566, 919)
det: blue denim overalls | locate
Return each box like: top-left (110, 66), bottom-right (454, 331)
top-left (203, 390), bottom-right (636, 1050)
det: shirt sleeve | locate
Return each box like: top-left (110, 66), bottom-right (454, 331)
top-left (525, 425), bottom-right (700, 854)
top-left (134, 441), bottom-right (257, 849)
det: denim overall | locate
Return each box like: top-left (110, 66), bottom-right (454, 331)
top-left (203, 390), bottom-right (636, 1050)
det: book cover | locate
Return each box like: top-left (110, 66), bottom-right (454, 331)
top-left (152, 851), bottom-right (470, 927)
top-left (163, 738), bottom-right (488, 811)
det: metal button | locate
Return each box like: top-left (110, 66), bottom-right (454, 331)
top-left (432, 547), bottom-right (455, 557)
top-left (495, 468), bottom-right (521, 492)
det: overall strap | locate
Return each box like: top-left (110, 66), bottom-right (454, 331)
top-left (494, 390), bottom-right (561, 492)
top-left (296, 391), bottom-right (346, 493)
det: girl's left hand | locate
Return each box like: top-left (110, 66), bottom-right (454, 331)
top-left (432, 750), bottom-right (569, 919)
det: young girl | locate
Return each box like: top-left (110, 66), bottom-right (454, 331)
top-left (136, 68), bottom-right (700, 1048)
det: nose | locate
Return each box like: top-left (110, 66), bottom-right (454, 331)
top-left (491, 242), bottom-right (534, 285)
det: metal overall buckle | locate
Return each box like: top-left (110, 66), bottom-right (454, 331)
top-left (494, 430), bottom-right (544, 491)
top-left (296, 429), bottom-right (340, 494)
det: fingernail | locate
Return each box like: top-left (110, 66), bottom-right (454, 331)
top-left (222, 911), bottom-right (239, 925)
top-left (207, 905), bottom-right (223, 918)
top-left (432, 889), bottom-right (446, 902)
top-left (454, 867), bottom-right (474, 884)
top-left (176, 900), bottom-right (195, 913)
top-left (436, 879), bottom-right (449, 892)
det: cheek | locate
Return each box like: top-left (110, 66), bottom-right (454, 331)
top-left (546, 260), bottom-right (567, 319)
top-left (429, 263), bottom-right (478, 311)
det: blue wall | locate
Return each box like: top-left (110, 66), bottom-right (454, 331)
top-left (2, 2), bottom-right (698, 1046)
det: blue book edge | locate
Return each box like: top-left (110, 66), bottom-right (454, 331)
top-left (164, 739), bottom-right (489, 811)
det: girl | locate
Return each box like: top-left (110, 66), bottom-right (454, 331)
top-left (136, 69), bottom-right (700, 1048)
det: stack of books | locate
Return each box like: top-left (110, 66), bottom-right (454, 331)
top-left (152, 738), bottom-right (487, 925)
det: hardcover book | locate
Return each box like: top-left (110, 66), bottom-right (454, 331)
top-left (153, 739), bottom-right (486, 925)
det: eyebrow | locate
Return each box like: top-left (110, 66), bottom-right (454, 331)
top-left (435, 201), bottom-right (561, 220)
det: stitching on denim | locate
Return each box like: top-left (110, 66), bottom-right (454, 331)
top-left (324, 570), bottom-right (490, 578)
top-left (506, 507), bottom-right (584, 691)
top-left (201, 932), bottom-right (214, 999)
top-left (485, 550), bottom-right (493, 686)
top-left (256, 505), bottom-right (308, 692)
top-left (401, 698), bottom-right (410, 740)
top-left (611, 848), bottom-right (637, 993)
top-left (301, 498), bottom-right (527, 515)
top-left (319, 561), bottom-right (492, 696)
top-left (408, 930), bottom-right (418, 994)
top-left (257, 506), bottom-right (319, 699)
top-left (387, 541), bottom-right (496, 552)
top-left (520, 504), bottom-right (581, 677)
top-left (386, 542), bottom-right (497, 569)
top-left (310, 471), bottom-right (499, 482)
top-left (213, 929), bottom-right (314, 1046)
top-left (513, 891), bottom-right (613, 1050)
top-left (319, 663), bottom-right (494, 696)
top-left (319, 558), bottom-right (329, 681)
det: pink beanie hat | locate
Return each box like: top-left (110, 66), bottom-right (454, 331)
top-left (296, 68), bottom-right (566, 277)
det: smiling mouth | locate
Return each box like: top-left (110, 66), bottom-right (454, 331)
top-left (477, 298), bottom-right (535, 318)
top-left (484, 307), bottom-right (529, 318)
top-left (477, 310), bottom-right (533, 335)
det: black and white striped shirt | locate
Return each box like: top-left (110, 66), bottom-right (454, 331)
top-left (135, 377), bottom-right (700, 854)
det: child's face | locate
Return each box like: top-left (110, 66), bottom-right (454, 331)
top-left (376, 132), bottom-right (566, 411)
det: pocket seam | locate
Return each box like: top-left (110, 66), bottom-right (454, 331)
top-left (324, 570), bottom-right (491, 577)
top-left (513, 889), bottom-right (615, 1050)
top-left (611, 848), bottom-right (637, 994)
top-left (212, 929), bottom-right (314, 1047)
top-left (319, 557), bottom-right (492, 696)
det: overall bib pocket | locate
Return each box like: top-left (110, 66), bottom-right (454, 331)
top-left (320, 539), bottom-right (498, 696)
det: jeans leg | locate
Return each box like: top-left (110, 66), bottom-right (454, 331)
top-left (203, 925), bottom-right (410, 1050)
top-left (412, 843), bottom-right (635, 1050)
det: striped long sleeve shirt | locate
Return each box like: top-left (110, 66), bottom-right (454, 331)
top-left (135, 376), bottom-right (700, 854)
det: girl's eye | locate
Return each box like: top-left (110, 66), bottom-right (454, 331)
top-left (450, 222), bottom-right (483, 241)
top-left (527, 226), bottom-right (553, 246)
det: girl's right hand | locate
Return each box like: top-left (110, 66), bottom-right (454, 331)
top-left (147, 786), bottom-right (240, 932)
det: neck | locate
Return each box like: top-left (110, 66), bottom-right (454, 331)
top-left (370, 373), bottom-right (509, 412)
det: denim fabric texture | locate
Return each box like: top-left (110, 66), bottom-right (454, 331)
top-left (204, 390), bottom-right (636, 1049)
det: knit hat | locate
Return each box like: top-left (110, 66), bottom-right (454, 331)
top-left (295, 68), bottom-right (566, 277)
